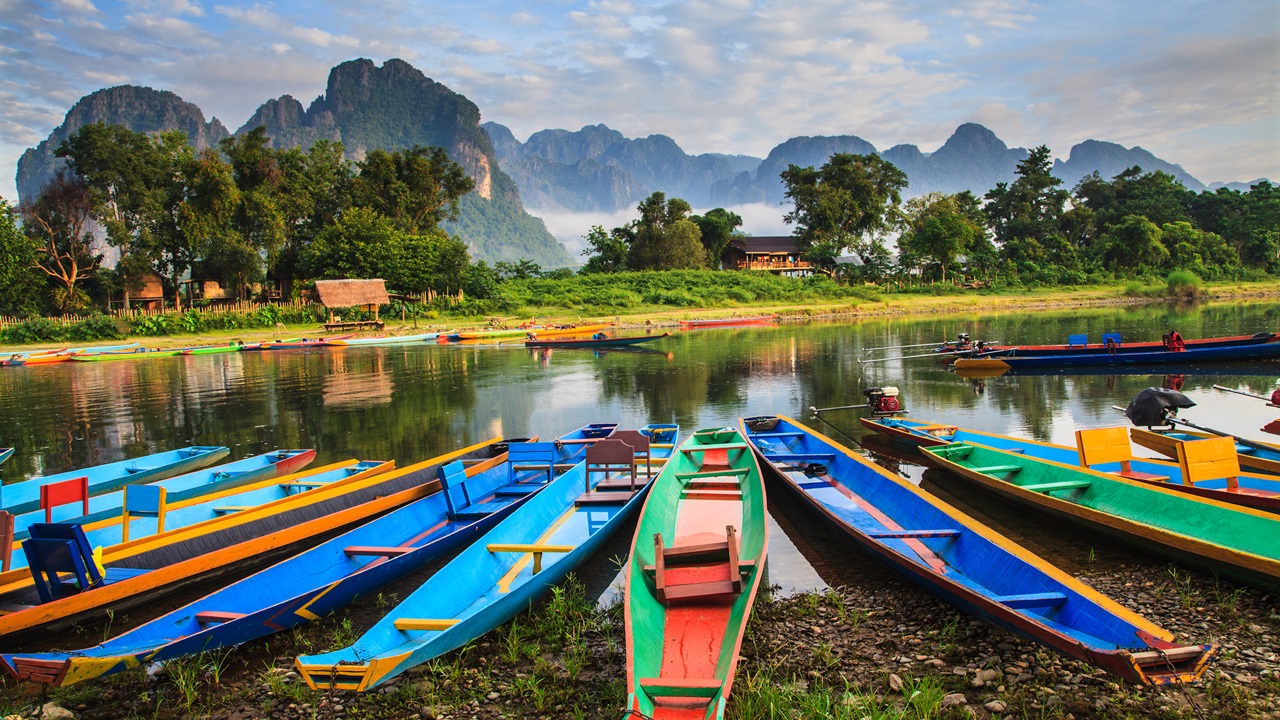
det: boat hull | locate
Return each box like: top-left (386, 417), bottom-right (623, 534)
top-left (954, 340), bottom-right (1280, 369)
top-left (525, 333), bottom-right (669, 349)
top-left (742, 416), bottom-right (1212, 684)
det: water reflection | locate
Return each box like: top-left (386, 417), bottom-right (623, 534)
top-left (0, 302), bottom-right (1277, 592)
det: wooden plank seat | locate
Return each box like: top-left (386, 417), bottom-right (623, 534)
top-left (211, 506), bottom-right (252, 514)
top-left (344, 546), bottom-right (412, 557)
top-left (394, 618), bottom-right (458, 631)
top-left (749, 431), bottom-right (806, 439)
top-left (486, 543), bottom-right (574, 574)
top-left (650, 527), bottom-right (752, 604)
top-left (596, 478), bottom-right (648, 491)
top-left (195, 611), bottom-right (246, 624)
top-left (1130, 646), bottom-right (1213, 664)
top-left (1020, 480), bottom-right (1093, 493)
top-left (681, 443), bottom-right (749, 453)
top-left (676, 468), bottom-right (749, 481)
top-left (1077, 427), bottom-right (1170, 483)
top-left (681, 487), bottom-right (742, 501)
top-left (575, 491), bottom-right (636, 506)
top-left (639, 677), bottom-right (722, 706)
top-left (764, 452), bottom-right (836, 462)
top-left (866, 529), bottom-right (960, 539)
top-left (493, 484), bottom-right (543, 497)
top-left (1176, 436), bottom-right (1242, 490)
top-left (994, 592), bottom-right (1068, 609)
top-left (969, 465), bottom-right (1022, 475)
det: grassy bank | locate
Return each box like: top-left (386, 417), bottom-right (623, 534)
top-left (3, 280), bottom-right (1277, 352)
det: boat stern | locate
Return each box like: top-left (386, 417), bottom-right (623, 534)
top-left (1109, 641), bottom-right (1217, 685)
top-left (295, 652), bottom-right (411, 693)
top-left (2, 653), bottom-right (136, 687)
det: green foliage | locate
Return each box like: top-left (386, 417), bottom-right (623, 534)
top-left (897, 191), bottom-right (985, 282)
top-left (1, 317), bottom-right (64, 343)
top-left (1166, 270), bottom-right (1205, 300)
top-left (984, 145), bottom-right (1069, 258)
top-left (625, 192), bottom-right (707, 270)
top-left (0, 199), bottom-right (45, 317)
top-left (351, 146), bottom-right (474, 233)
top-left (690, 208), bottom-right (744, 264)
top-left (579, 225), bottom-right (628, 274)
top-left (66, 315), bottom-right (124, 341)
top-left (781, 152), bottom-right (907, 271)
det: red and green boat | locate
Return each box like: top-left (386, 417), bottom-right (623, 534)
top-left (624, 427), bottom-right (767, 719)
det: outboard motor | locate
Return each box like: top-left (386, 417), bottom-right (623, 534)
top-left (864, 386), bottom-right (903, 416)
top-left (1125, 387), bottom-right (1196, 427)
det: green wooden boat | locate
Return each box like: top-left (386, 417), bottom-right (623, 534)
top-left (924, 442), bottom-right (1280, 592)
top-left (624, 427), bottom-right (767, 719)
top-left (180, 343), bottom-right (244, 355)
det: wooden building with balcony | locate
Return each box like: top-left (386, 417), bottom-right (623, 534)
top-left (721, 236), bottom-right (813, 276)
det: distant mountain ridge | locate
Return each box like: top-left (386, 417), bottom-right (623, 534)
top-left (485, 120), bottom-right (1222, 213)
top-left (17, 59), bottom-right (572, 267)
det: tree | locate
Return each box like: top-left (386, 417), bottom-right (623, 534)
top-left (0, 198), bottom-right (44, 316)
top-left (689, 208), bottom-right (743, 267)
top-left (389, 231), bottom-right (470, 295)
top-left (20, 171), bottom-right (102, 312)
top-left (897, 191), bottom-right (985, 282)
top-left (625, 192), bottom-right (706, 270)
top-left (580, 225), bottom-right (628, 274)
top-left (1098, 215), bottom-right (1169, 270)
top-left (495, 259), bottom-right (543, 280)
top-left (984, 146), bottom-right (1069, 259)
top-left (780, 153), bottom-right (907, 271)
top-left (351, 146), bottom-right (475, 234)
top-left (300, 207), bottom-right (399, 281)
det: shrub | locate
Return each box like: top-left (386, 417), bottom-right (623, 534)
top-left (1166, 270), bottom-right (1205, 301)
top-left (2, 317), bottom-right (65, 344)
top-left (66, 316), bottom-right (124, 341)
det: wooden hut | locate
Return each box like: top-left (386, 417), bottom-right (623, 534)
top-left (721, 237), bottom-right (814, 275)
top-left (314, 279), bottom-right (390, 331)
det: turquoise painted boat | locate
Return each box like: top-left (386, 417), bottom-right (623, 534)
top-left (0, 448), bottom-right (12, 467)
top-left (0, 461), bottom-right (389, 576)
top-left (742, 415), bottom-right (1213, 685)
top-left (180, 343), bottom-right (245, 355)
top-left (862, 417), bottom-right (1280, 513)
top-left (2, 446), bottom-right (230, 516)
top-left (295, 425), bottom-right (667, 691)
top-left (0, 431), bottom-right (618, 687)
top-left (10, 449), bottom-right (316, 540)
top-left (922, 441), bottom-right (1280, 592)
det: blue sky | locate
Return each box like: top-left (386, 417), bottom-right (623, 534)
top-left (1, 0), bottom-right (1277, 205)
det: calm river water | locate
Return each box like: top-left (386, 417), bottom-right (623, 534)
top-left (2, 300), bottom-right (1278, 599)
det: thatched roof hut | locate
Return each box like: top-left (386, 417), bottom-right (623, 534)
top-left (314, 279), bottom-right (390, 321)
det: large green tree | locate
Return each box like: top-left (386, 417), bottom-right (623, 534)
top-left (351, 146), bottom-right (475, 234)
top-left (626, 192), bottom-right (706, 271)
top-left (897, 191), bottom-right (985, 282)
top-left (0, 198), bottom-right (44, 316)
top-left (984, 146), bottom-right (1069, 266)
top-left (780, 153), bottom-right (907, 272)
top-left (690, 208), bottom-right (744, 267)
top-left (580, 225), bottom-right (629, 274)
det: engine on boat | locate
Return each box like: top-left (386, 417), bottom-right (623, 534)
top-left (864, 386), bottom-right (903, 416)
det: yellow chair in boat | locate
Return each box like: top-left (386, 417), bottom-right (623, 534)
top-left (1075, 427), bottom-right (1169, 483)
top-left (1175, 436), bottom-right (1240, 490)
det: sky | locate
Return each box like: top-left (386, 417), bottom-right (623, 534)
top-left (1, 0), bottom-right (1277, 212)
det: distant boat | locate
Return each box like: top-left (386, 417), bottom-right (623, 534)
top-left (180, 343), bottom-right (245, 355)
top-left (2, 446), bottom-right (230, 516)
top-left (328, 332), bottom-right (450, 346)
top-left (454, 323), bottom-right (611, 342)
top-left (244, 335), bottom-right (353, 350)
top-left (0, 448), bottom-right (12, 466)
top-left (953, 338), bottom-right (1280, 370)
top-left (525, 333), bottom-right (670, 349)
top-left (678, 315), bottom-right (777, 328)
top-left (742, 415), bottom-right (1214, 685)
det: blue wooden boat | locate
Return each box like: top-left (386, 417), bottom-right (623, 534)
top-left (0, 460), bottom-right (390, 578)
top-left (982, 331), bottom-right (1278, 357)
top-left (861, 417), bottom-right (1280, 512)
top-left (524, 333), bottom-right (670, 349)
top-left (0, 448), bottom-right (12, 467)
top-left (953, 339), bottom-right (1280, 370)
top-left (294, 426), bottom-right (666, 691)
top-left (2, 446), bottom-right (231, 516)
top-left (742, 416), bottom-right (1214, 684)
top-left (9, 449), bottom-right (315, 540)
top-left (0, 432), bottom-right (616, 687)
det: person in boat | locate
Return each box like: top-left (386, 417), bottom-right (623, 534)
top-left (1272, 379), bottom-right (1280, 406)
top-left (526, 331), bottom-right (537, 340)
top-left (1163, 329), bottom-right (1186, 352)
top-left (592, 332), bottom-right (607, 340)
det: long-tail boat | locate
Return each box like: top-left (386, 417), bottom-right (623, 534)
top-left (0, 441), bottom-right (596, 687)
top-left (2, 446), bottom-right (230, 516)
top-left (953, 339), bottom-right (1280, 370)
top-left (981, 331), bottom-right (1278, 357)
top-left (2, 343), bottom-right (140, 367)
top-left (1131, 427), bottom-right (1280, 477)
top-left (525, 333), bottom-right (670, 349)
top-left (0, 437), bottom-right (520, 640)
top-left (678, 315), bottom-right (777, 328)
top-left (454, 323), bottom-right (611, 342)
top-left (742, 416), bottom-right (1213, 684)
top-left (10, 449), bottom-right (316, 540)
top-left (922, 442), bottom-right (1280, 592)
top-left (244, 335), bottom-right (354, 350)
top-left (180, 343), bottom-right (245, 355)
top-left (862, 417), bottom-right (1280, 513)
top-left (624, 426), bottom-right (767, 720)
top-left (328, 332), bottom-right (450, 346)
top-left (70, 347), bottom-right (188, 362)
top-left (295, 424), bottom-right (657, 691)
top-left (0, 460), bottom-right (392, 580)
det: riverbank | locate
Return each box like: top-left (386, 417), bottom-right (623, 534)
top-left (3, 281), bottom-right (1278, 353)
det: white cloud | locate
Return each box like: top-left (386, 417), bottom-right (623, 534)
top-left (964, 33), bottom-right (982, 47)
